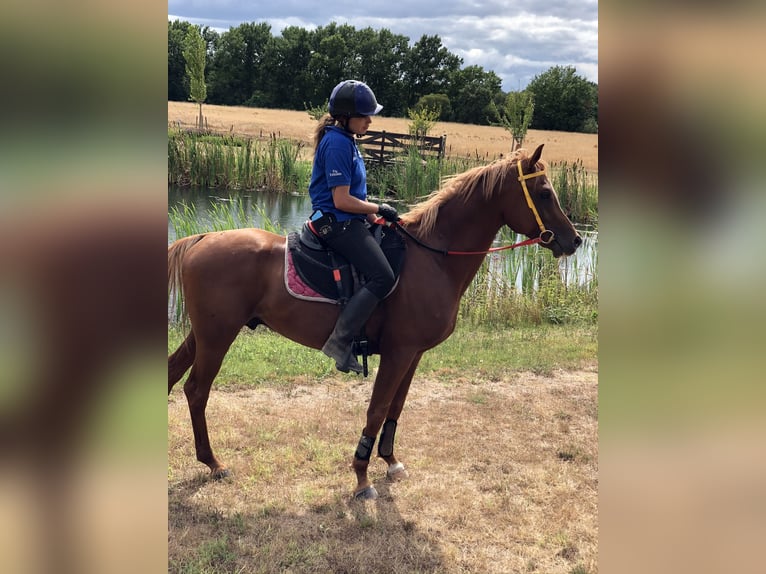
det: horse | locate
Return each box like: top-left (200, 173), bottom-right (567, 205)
top-left (168, 144), bottom-right (582, 499)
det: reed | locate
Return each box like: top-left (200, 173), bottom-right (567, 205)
top-left (169, 202), bottom-right (596, 327)
top-left (169, 197), bottom-right (286, 239)
top-left (365, 149), bottom-right (481, 203)
top-left (549, 159), bottom-right (598, 224)
top-left (169, 132), bottom-right (598, 228)
top-left (168, 132), bottom-right (598, 327)
top-left (168, 130), bottom-right (311, 193)
top-left (457, 228), bottom-right (597, 327)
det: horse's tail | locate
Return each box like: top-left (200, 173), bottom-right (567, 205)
top-left (168, 234), bottom-right (206, 391)
top-left (168, 233), bottom-right (206, 324)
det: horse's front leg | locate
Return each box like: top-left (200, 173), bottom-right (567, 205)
top-left (352, 352), bottom-right (422, 499)
top-left (378, 352), bottom-right (422, 482)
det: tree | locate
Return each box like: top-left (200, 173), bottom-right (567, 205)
top-left (206, 22), bottom-right (272, 106)
top-left (169, 19), bottom-right (547, 129)
top-left (407, 106), bottom-right (440, 138)
top-left (415, 94), bottom-right (451, 121)
top-left (403, 35), bottom-right (462, 109)
top-left (446, 65), bottom-right (502, 125)
top-left (168, 20), bottom-right (194, 101)
top-left (495, 90), bottom-right (535, 149)
top-left (352, 27), bottom-right (410, 117)
top-left (259, 27), bottom-right (315, 109)
top-left (526, 66), bottom-right (597, 132)
top-left (183, 26), bottom-right (207, 128)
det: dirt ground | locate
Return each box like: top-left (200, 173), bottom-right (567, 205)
top-left (168, 364), bottom-right (598, 573)
top-left (168, 101), bottom-right (599, 172)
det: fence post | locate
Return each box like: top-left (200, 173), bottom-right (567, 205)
top-left (379, 131), bottom-right (386, 166)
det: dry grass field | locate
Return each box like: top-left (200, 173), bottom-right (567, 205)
top-left (168, 101), bottom-right (598, 172)
top-left (168, 366), bottom-right (598, 574)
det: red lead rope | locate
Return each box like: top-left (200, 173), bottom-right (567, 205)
top-left (371, 217), bottom-right (542, 256)
top-left (445, 236), bottom-right (541, 255)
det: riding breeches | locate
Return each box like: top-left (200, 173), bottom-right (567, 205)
top-left (320, 219), bottom-right (396, 299)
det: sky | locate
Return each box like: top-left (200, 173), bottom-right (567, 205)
top-left (168, 1), bottom-right (598, 92)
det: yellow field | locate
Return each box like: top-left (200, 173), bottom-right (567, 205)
top-left (168, 101), bottom-right (598, 172)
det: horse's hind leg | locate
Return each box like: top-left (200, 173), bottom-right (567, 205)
top-left (183, 334), bottom-right (237, 478)
top-left (168, 331), bottom-right (196, 394)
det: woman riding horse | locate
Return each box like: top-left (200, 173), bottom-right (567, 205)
top-left (308, 80), bottom-right (400, 374)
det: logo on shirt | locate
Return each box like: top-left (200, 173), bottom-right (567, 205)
top-left (330, 169), bottom-right (342, 177)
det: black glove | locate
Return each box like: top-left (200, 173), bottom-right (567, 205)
top-left (377, 203), bottom-right (399, 223)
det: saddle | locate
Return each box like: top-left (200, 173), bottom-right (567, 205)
top-left (285, 221), bottom-right (406, 304)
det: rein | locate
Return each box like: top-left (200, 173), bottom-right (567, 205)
top-left (386, 221), bottom-right (541, 256)
top-left (374, 159), bottom-right (552, 256)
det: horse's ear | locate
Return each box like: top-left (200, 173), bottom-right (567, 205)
top-left (529, 144), bottom-right (544, 167)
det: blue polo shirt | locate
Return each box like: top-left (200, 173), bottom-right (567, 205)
top-left (308, 126), bottom-right (368, 222)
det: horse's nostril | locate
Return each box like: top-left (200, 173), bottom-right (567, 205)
top-left (574, 235), bottom-right (583, 248)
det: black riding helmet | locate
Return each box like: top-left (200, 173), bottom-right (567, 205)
top-left (328, 80), bottom-right (383, 117)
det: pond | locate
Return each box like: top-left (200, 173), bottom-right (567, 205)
top-left (168, 186), bottom-right (597, 291)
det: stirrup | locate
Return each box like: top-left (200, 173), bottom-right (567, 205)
top-left (353, 337), bottom-right (369, 377)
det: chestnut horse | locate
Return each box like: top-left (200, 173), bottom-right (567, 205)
top-left (168, 145), bottom-right (582, 499)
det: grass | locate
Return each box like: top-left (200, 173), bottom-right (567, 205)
top-left (168, 322), bottom-right (597, 389)
top-left (168, 310), bottom-right (597, 574)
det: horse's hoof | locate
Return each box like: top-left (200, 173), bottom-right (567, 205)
top-left (353, 486), bottom-right (379, 500)
top-left (211, 468), bottom-right (231, 480)
top-left (386, 462), bottom-right (408, 482)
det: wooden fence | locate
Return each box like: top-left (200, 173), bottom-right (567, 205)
top-left (356, 130), bottom-right (446, 165)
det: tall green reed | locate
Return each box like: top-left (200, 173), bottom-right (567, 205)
top-left (549, 159), bottom-right (598, 225)
top-left (365, 148), bottom-right (480, 203)
top-left (168, 198), bottom-right (286, 324)
top-left (458, 228), bottom-right (597, 327)
top-left (168, 197), bottom-right (285, 240)
top-left (168, 198), bottom-right (596, 327)
top-left (168, 130), bottom-right (310, 193)
top-left (168, 132), bottom-right (598, 327)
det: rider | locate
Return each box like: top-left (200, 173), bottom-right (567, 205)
top-left (308, 79), bottom-right (400, 374)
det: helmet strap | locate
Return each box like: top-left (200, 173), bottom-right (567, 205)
top-left (333, 115), bottom-right (355, 134)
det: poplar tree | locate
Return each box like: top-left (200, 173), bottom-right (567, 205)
top-left (183, 27), bottom-right (207, 129)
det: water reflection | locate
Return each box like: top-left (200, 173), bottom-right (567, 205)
top-left (168, 186), bottom-right (312, 241)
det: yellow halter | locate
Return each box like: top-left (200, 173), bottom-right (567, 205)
top-left (517, 160), bottom-right (554, 244)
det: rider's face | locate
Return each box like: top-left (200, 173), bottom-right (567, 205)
top-left (347, 115), bottom-right (372, 135)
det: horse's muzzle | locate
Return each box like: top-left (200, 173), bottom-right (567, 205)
top-left (550, 233), bottom-right (582, 258)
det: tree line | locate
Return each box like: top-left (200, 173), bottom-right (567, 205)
top-left (168, 20), bottom-right (598, 133)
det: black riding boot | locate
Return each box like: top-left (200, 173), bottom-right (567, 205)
top-left (322, 287), bottom-right (381, 374)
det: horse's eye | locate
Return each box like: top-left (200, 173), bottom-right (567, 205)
top-left (540, 190), bottom-right (552, 200)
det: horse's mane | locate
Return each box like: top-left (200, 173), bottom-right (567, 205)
top-left (400, 148), bottom-right (540, 235)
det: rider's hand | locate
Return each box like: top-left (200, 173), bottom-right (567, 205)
top-left (377, 203), bottom-right (399, 223)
